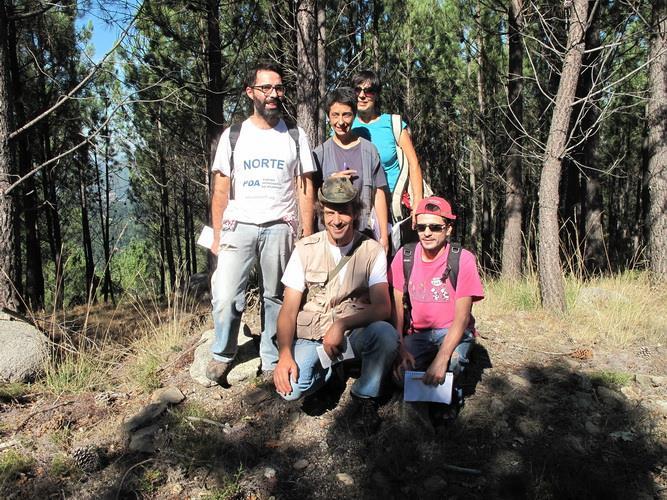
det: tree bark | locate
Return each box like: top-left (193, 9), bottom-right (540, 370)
top-left (647, 0), bottom-right (667, 279)
top-left (538, 0), bottom-right (589, 311)
top-left (296, 0), bottom-right (318, 147)
top-left (0, 0), bottom-right (19, 311)
top-left (316, 0), bottom-right (326, 144)
top-left (205, 0), bottom-right (224, 172)
top-left (581, 22), bottom-right (604, 274)
top-left (77, 152), bottom-right (96, 304)
top-left (501, 0), bottom-right (524, 279)
top-left (157, 115), bottom-right (176, 289)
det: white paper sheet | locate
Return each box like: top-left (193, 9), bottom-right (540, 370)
top-left (404, 371), bottom-right (453, 403)
top-left (197, 225), bottom-right (214, 249)
top-left (316, 338), bottom-right (355, 369)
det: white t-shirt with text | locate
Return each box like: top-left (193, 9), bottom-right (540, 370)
top-left (211, 118), bottom-right (315, 224)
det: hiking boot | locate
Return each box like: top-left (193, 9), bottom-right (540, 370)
top-left (258, 370), bottom-right (274, 386)
top-left (429, 401), bottom-right (462, 428)
top-left (206, 359), bottom-right (232, 386)
top-left (350, 394), bottom-right (381, 435)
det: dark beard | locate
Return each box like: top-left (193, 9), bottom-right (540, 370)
top-left (258, 99), bottom-right (283, 121)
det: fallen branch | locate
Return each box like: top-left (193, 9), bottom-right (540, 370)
top-left (156, 338), bottom-right (206, 373)
top-left (185, 416), bottom-right (226, 428)
top-left (482, 335), bottom-right (570, 356)
top-left (0, 440), bottom-right (18, 451)
top-left (15, 400), bottom-right (74, 432)
top-left (441, 463), bottom-right (482, 475)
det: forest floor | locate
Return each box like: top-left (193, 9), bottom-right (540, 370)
top-left (1, 276), bottom-right (666, 499)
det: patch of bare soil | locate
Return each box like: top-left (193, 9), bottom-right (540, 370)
top-left (1, 317), bottom-right (666, 499)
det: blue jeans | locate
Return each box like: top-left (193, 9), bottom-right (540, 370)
top-left (403, 328), bottom-right (475, 376)
top-left (402, 328), bottom-right (475, 403)
top-left (279, 321), bottom-right (399, 401)
top-left (210, 221), bottom-right (293, 370)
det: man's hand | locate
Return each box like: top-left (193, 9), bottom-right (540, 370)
top-left (393, 344), bottom-right (416, 381)
top-left (274, 354), bottom-right (298, 396)
top-left (422, 354), bottom-right (449, 386)
top-left (210, 233), bottom-right (220, 256)
top-left (332, 169), bottom-right (358, 180)
top-left (322, 320), bottom-right (346, 359)
top-left (379, 235), bottom-right (390, 255)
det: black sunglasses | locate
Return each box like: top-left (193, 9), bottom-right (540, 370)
top-left (354, 86), bottom-right (378, 96)
top-left (416, 223), bottom-right (447, 233)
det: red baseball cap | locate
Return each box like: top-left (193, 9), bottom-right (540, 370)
top-left (415, 196), bottom-right (457, 220)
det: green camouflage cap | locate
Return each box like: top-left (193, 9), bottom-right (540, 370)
top-left (318, 176), bottom-right (358, 204)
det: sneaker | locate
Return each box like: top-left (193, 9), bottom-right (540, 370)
top-left (206, 359), bottom-right (232, 386)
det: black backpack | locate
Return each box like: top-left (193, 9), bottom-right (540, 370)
top-left (227, 120), bottom-right (301, 200)
top-left (401, 241), bottom-right (462, 333)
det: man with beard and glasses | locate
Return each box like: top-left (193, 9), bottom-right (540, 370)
top-left (274, 177), bottom-right (399, 434)
top-left (390, 196), bottom-right (484, 424)
top-left (207, 60), bottom-right (316, 387)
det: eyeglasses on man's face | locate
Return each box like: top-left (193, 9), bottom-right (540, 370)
top-left (251, 84), bottom-right (286, 95)
top-left (416, 223), bottom-right (447, 233)
top-left (354, 86), bottom-right (378, 97)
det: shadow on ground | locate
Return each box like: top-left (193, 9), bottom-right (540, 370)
top-left (5, 344), bottom-right (664, 499)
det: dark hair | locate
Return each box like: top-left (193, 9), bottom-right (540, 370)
top-left (245, 60), bottom-right (283, 88)
top-left (325, 87), bottom-right (358, 115)
top-left (351, 70), bottom-right (381, 92)
top-left (316, 197), bottom-right (365, 230)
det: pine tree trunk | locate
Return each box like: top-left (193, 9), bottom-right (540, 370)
top-left (0, 0), bottom-right (19, 311)
top-left (316, 0), bottom-right (326, 144)
top-left (501, 0), bottom-right (524, 279)
top-left (372, 0), bottom-right (382, 73)
top-left (296, 0), bottom-right (318, 147)
top-left (8, 15), bottom-right (43, 309)
top-left (77, 158), bottom-right (96, 303)
top-left (157, 120), bottom-right (176, 289)
top-left (538, 0), bottom-right (589, 311)
top-left (647, 0), bottom-right (667, 279)
top-left (475, 6), bottom-right (491, 268)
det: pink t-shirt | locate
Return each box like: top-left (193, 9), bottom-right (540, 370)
top-left (389, 244), bottom-right (484, 331)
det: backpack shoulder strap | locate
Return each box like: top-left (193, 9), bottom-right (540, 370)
top-left (390, 114), bottom-right (402, 145)
top-left (401, 241), bottom-right (418, 333)
top-left (228, 123), bottom-right (242, 201)
top-left (402, 242), bottom-right (417, 293)
top-left (447, 240), bottom-right (462, 291)
top-left (285, 120), bottom-right (302, 176)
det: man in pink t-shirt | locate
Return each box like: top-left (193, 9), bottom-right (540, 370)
top-left (389, 196), bottom-right (484, 403)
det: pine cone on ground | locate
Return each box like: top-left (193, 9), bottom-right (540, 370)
top-left (71, 446), bottom-right (102, 472)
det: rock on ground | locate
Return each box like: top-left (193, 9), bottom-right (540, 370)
top-left (190, 324), bottom-right (261, 387)
top-left (0, 319), bottom-right (49, 382)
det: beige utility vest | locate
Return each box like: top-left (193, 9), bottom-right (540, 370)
top-left (295, 231), bottom-right (382, 340)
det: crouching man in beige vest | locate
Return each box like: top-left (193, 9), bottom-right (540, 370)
top-left (274, 176), bottom-right (399, 431)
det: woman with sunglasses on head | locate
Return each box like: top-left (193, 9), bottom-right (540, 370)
top-left (351, 70), bottom-right (424, 224)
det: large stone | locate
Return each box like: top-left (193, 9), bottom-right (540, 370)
top-left (128, 424), bottom-right (162, 453)
top-left (596, 386), bottom-right (625, 407)
top-left (190, 324), bottom-right (261, 388)
top-left (150, 386), bottom-right (185, 405)
top-left (122, 402), bottom-right (168, 433)
top-left (189, 330), bottom-right (216, 387)
top-left (0, 319), bottom-right (49, 382)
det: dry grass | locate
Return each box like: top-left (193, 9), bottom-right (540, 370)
top-left (477, 271), bottom-right (667, 348)
top-left (124, 288), bottom-right (206, 392)
top-left (36, 281), bottom-right (207, 395)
